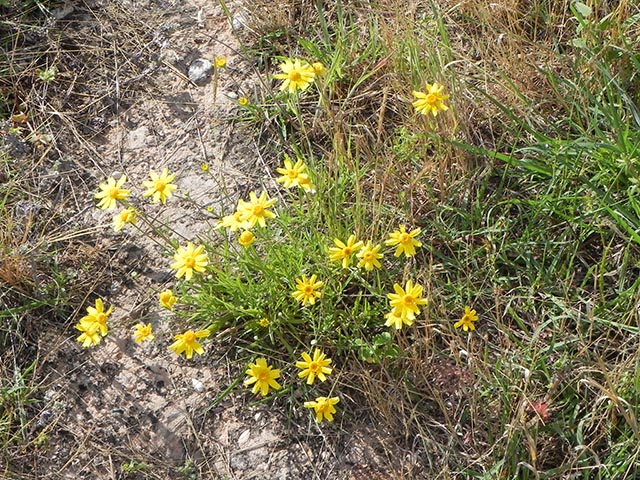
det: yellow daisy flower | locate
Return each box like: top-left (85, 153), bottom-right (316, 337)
top-left (78, 298), bottom-right (112, 337)
top-left (387, 280), bottom-right (428, 321)
top-left (238, 230), bottom-right (255, 247)
top-left (454, 306), bottom-right (479, 332)
top-left (385, 225), bottom-right (422, 257)
top-left (215, 56), bottom-right (226, 68)
top-left (142, 168), bottom-right (177, 204)
top-left (170, 242), bottom-right (208, 280)
top-left (356, 241), bottom-right (384, 271)
top-left (276, 156), bottom-right (309, 189)
top-left (159, 289), bottom-right (177, 309)
top-left (112, 207), bottom-right (137, 232)
top-left (412, 82), bottom-right (450, 117)
top-left (273, 58), bottom-right (316, 93)
top-left (297, 175), bottom-right (315, 193)
top-left (328, 234), bottom-right (364, 268)
top-left (295, 349), bottom-right (332, 385)
top-left (258, 317), bottom-right (270, 327)
top-left (75, 323), bottom-right (102, 348)
top-left (244, 357), bottom-right (282, 396)
top-left (304, 396), bottom-right (340, 423)
top-left (312, 61), bottom-right (326, 76)
top-left (95, 175), bottom-right (130, 210)
top-left (219, 210), bottom-right (250, 231)
top-left (238, 96), bottom-right (249, 106)
top-left (384, 309), bottom-right (413, 330)
top-left (291, 274), bottom-right (323, 306)
top-left (201, 163), bottom-right (209, 172)
top-left (133, 323), bottom-right (155, 343)
top-left (238, 191), bottom-right (277, 228)
top-left (168, 329), bottom-right (210, 359)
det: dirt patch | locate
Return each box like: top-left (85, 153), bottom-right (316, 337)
top-left (5, 1), bottom-right (402, 478)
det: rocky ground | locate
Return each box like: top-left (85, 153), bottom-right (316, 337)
top-left (6, 0), bottom-right (399, 478)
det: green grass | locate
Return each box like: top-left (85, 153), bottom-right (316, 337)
top-left (3, 0), bottom-right (640, 477)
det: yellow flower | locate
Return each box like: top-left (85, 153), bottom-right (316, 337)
top-left (78, 298), bottom-right (112, 337)
top-left (75, 298), bottom-right (112, 347)
top-left (170, 242), bottom-right (208, 280)
top-left (273, 58), bottom-right (316, 93)
top-left (169, 329), bottom-right (210, 359)
top-left (244, 357), bottom-right (281, 396)
top-left (133, 323), bottom-right (155, 343)
top-left (304, 396), bottom-right (340, 423)
top-left (238, 230), bottom-right (255, 247)
top-left (238, 191), bottom-right (277, 228)
top-left (95, 175), bottom-right (130, 210)
top-left (215, 56), bottom-right (227, 68)
top-left (312, 61), bottom-right (326, 76)
top-left (356, 241), bottom-right (383, 271)
top-left (292, 274), bottom-right (323, 306)
top-left (454, 306), bottom-right (479, 332)
top-left (387, 280), bottom-right (428, 321)
top-left (385, 225), bottom-right (422, 257)
top-left (384, 309), bottom-right (413, 330)
top-left (159, 289), bottom-right (177, 309)
top-left (75, 323), bottom-right (102, 348)
top-left (112, 207), bottom-right (137, 232)
top-left (295, 349), bottom-right (332, 385)
top-left (276, 155), bottom-right (309, 189)
top-left (328, 234), bottom-right (364, 268)
top-left (219, 209), bottom-right (251, 232)
top-left (201, 163), bottom-right (209, 172)
top-left (412, 82), bottom-right (450, 117)
top-left (258, 317), bottom-right (270, 327)
top-left (142, 168), bottom-right (177, 204)
top-left (298, 175), bottom-right (315, 193)
top-left (238, 96), bottom-right (249, 106)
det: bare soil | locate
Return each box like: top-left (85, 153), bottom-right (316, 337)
top-left (5, 1), bottom-right (399, 478)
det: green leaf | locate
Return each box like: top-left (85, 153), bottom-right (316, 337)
top-left (573, 2), bottom-right (592, 18)
top-left (570, 38), bottom-right (588, 49)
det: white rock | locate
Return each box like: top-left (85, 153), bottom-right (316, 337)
top-left (238, 429), bottom-right (251, 446)
top-left (192, 378), bottom-right (205, 392)
top-left (188, 59), bottom-right (212, 85)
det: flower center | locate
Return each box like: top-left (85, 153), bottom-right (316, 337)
top-left (304, 285), bottom-right (314, 295)
top-left (289, 70), bottom-right (302, 82)
top-left (184, 331), bottom-right (196, 342)
top-left (288, 171), bottom-right (298, 178)
top-left (252, 205), bottom-right (264, 215)
top-left (399, 233), bottom-right (410, 243)
top-left (364, 252), bottom-right (373, 260)
top-left (426, 93), bottom-right (437, 104)
top-left (258, 370), bottom-right (269, 381)
top-left (185, 257), bottom-right (196, 268)
top-left (97, 313), bottom-right (107, 324)
top-left (155, 181), bottom-right (166, 192)
top-left (343, 247), bottom-right (352, 256)
top-left (403, 294), bottom-right (414, 306)
top-left (309, 361), bottom-right (319, 372)
top-left (108, 187), bottom-right (120, 199)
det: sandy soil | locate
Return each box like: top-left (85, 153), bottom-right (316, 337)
top-left (10, 1), bottom-right (397, 478)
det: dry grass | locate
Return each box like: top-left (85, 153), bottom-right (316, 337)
top-left (2, 0), bottom-right (640, 477)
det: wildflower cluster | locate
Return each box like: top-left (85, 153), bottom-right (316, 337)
top-left (94, 169), bottom-right (178, 234)
top-left (77, 57), bottom-right (472, 430)
top-left (243, 348), bottom-right (338, 423)
top-left (218, 190), bottom-right (278, 247)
